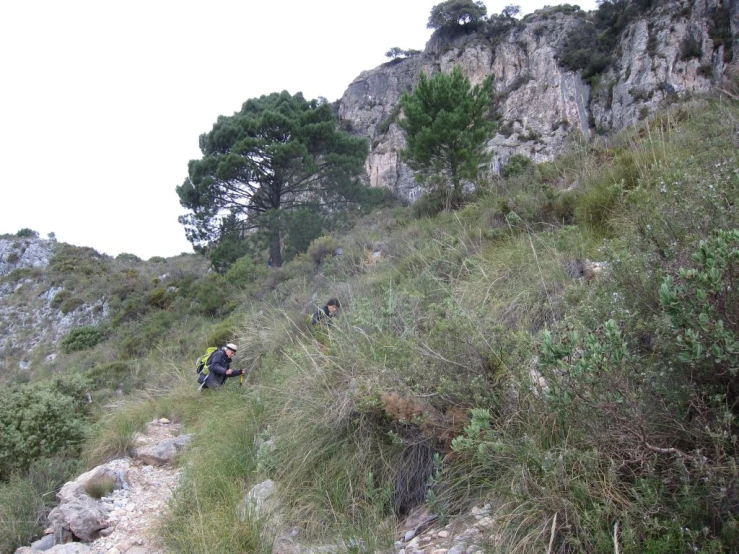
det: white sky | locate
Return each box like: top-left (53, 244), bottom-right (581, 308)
top-left (0, 0), bottom-right (596, 260)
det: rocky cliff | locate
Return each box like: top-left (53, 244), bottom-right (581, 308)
top-left (338, 0), bottom-right (738, 201)
top-left (0, 237), bottom-right (109, 373)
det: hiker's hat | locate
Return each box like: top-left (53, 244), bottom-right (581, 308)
top-left (226, 343), bottom-right (238, 352)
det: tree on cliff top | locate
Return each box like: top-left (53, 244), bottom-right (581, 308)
top-left (399, 66), bottom-right (494, 210)
top-left (427, 0), bottom-right (488, 31)
top-left (176, 91), bottom-right (369, 268)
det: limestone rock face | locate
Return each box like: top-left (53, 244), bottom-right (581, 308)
top-left (337, 0), bottom-right (736, 202)
top-left (0, 237), bottom-right (109, 372)
top-left (0, 237), bottom-right (55, 275)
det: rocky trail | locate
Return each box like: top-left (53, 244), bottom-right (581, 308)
top-left (17, 420), bottom-right (496, 554)
top-left (16, 419), bottom-right (191, 554)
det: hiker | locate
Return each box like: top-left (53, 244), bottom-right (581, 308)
top-left (311, 298), bottom-right (341, 325)
top-left (197, 343), bottom-right (243, 389)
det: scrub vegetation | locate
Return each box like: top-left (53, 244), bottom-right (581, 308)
top-left (2, 74), bottom-right (739, 554)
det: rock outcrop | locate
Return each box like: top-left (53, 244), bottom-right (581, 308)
top-left (0, 237), bottom-right (109, 373)
top-left (338, 0), bottom-right (737, 202)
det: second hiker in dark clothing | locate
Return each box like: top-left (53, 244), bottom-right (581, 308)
top-left (311, 298), bottom-right (341, 325)
top-left (197, 343), bottom-right (243, 389)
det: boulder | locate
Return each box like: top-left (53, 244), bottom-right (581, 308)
top-left (47, 495), bottom-right (110, 542)
top-left (133, 433), bottom-right (193, 466)
top-left (30, 533), bottom-right (56, 551)
top-left (238, 479), bottom-right (277, 521)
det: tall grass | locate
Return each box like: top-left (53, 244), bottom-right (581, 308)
top-left (6, 91), bottom-right (739, 553)
top-left (158, 388), bottom-right (273, 554)
top-left (0, 456), bottom-right (78, 552)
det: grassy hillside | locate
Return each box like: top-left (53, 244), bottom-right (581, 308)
top-left (3, 87), bottom-right (739, 553)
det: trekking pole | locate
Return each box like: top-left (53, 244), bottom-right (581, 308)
top-left (239, 355), bottom-right (261, 387)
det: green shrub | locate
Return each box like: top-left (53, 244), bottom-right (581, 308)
top-left (189, 276), bottom-right (236, 317)
top-left (206, 317), bottom-right (240, 348)
top-left (59, 296), bottom-right (84, 314)
top-left (148, 287), bottom-right (174, 309)
top-left (659, 230), bottom-right (739, 401)
top-left (15, 228), bottom-right (38, 238)
top-left (307, 235), bottom-right (340, 265)
top-left (86, 361), bottom-right (138, 392)
top-left (502, 154), bottom-right (534, 178)
top-left (149, 256), bottom-right (167, 263)
top-left (558, 0), bottom-right (650, 82)
top-left (49, 244), bottom-right (107, 277)
top-left (6, 252), bottom-right (19, 264)
top-left (376, 103), bottom-right (402, 135)
top-left (60, 326), bottom-right (104, 353)
top-left (118, 311), bottom-right (176, 358)
top-left (224, 255), bottom-right (267, 286)
top-left (278, 253), bottom-right (315, 282)
top-left (50, 290), bottom-right (72, 310)
top-left (0, 384), bottom-right (86, 479)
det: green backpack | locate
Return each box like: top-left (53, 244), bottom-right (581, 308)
top-left (195, 347), bottom-right (219, 376)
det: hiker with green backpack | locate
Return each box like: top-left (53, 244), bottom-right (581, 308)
top-left (196, 343), bottom-right (243, 390)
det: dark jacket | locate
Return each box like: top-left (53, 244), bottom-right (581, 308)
top-left (311, 306), bottom-right (334, 325)
top-left (197, 348), bottom-right (242, 389)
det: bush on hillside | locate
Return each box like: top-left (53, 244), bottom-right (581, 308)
top-left (15, 228), bottom-right (39, 238)
top-left (116, 253), bottom-right (142, 263)
top-left (117, 311), bottom-right (177, 359)
top-left (60, 326), bottom-right (104, 353)
top-left (147, 287), bottom-right (174, 310)
top-left (50, 289), bottom-right (72, 310)
top-left (188, 275), bottom-right (236, 317)
top-left (307, 236), bottom-right (340, 265)
top-left (59, 296), bottom-right (85, 314)
top-left (206, 317), bottom-right (241, 349)
top-left (224, 255), bottom-right (267, 287)
top-left (502, 154), bottom-right (534, 178)
top-left (660, 229), bottom-right (739, 403)
top-left (49, 244), bottom-right (107, 277)
top-left (0, 382), bottom-right (87, 479)
top-left (86, 361), bottom-right (141, 393)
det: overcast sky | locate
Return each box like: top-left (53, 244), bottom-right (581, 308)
top-left (0, 0), bottom-right (596, 259)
